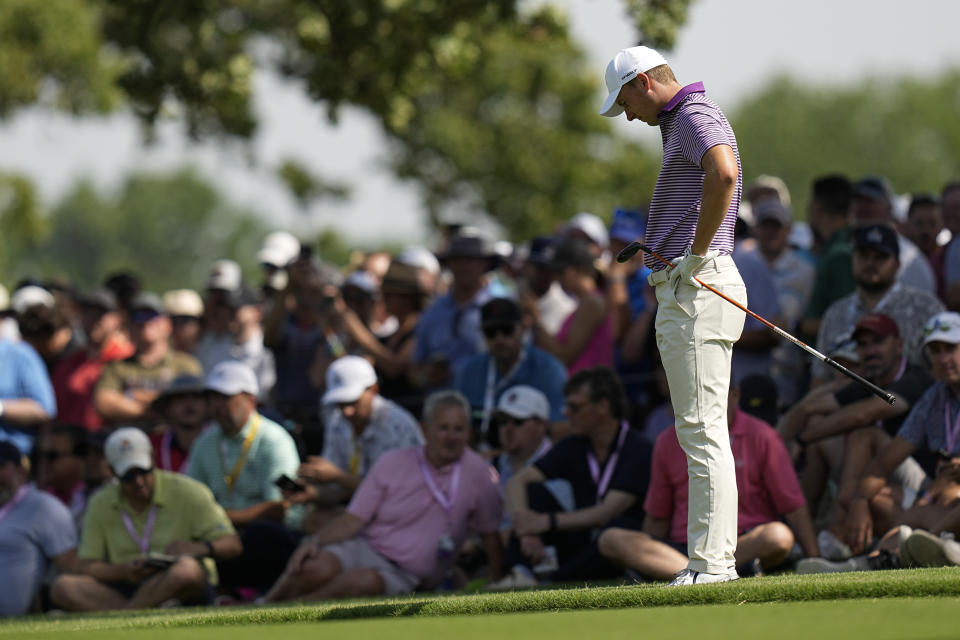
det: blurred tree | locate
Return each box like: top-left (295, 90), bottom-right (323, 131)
top-left (734, 72), bottom-right (960, 217)
top-left (0, 173), bottom-right (47, 284)
top-left (0, 1), bottom-right (680, 239)
top-left (13, 169), bottom-right (270, 292)
top-left (277, 159), bottom-right (350, 208)
top-left (386, 7), bottom-right (659, 238)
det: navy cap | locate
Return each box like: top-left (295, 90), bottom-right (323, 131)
top-left (854, 176), bottom-right (893, 203)
top-left (0, 441), bottom-right (24, 466)
top-left (482, 298), bottom-right (522, 327)
top-left (853, 224), bottom-right (899, 259)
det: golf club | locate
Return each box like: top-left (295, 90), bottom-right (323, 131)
top-left (616, 241), bottom-right (896, 405)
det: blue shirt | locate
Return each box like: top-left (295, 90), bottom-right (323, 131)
top-left (413, 289), bottom-right (494, 384)
top-left (0, 486), bottom-right (76, 616)
top-left (0, 339), bottom-right (57, 455)
top-left (455, 344), bottom-right (568, 427)
top-left (896, 382), bottom-right (959, 476)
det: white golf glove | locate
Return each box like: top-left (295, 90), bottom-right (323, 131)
top-left (669, 247), bottom-right (718, 290)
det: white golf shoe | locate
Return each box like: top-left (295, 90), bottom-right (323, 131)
top-left (667, 568), bottom-right (739, 586)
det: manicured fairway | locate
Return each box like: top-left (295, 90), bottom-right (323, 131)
top-left (7, 598), bottom-right (960, 640)
top-left (3, 569), bottom-right (959, 639)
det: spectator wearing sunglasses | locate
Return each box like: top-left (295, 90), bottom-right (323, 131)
top-left (50, 428), bottom-right (240, 612)
top-left (456, 298), bottom-right (567, 449)
top-left (39, 424), bottom-right (90, 526)
top-left (93, 293), bottom-right (202, 428)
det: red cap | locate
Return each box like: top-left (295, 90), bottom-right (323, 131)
top-left (852, 313), bottom-right (900, 340)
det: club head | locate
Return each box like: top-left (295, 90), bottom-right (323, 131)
top-left (615, 241), bottom-right (645, 263)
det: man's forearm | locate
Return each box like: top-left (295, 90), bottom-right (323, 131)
top-left (75, 559), bottom-right (129, 583)
top-left (0, 398), bottom-right (51, 425)
top-left (227, 500), bottom-right (285, 526)
top-left (784, 505), bottom-right (820, 557)
top-left (311, 512), bottom-right (366, 548)
top-left (504, 475), bottom-right (533, 514)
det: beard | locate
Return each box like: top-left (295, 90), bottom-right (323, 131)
top-left (856, 276), bottom-right (895, 294)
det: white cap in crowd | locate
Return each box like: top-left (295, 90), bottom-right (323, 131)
top-left (343, 270), bottom-right (378, 294)
top-left (206, 360), bottom-right (259, 396)
top-left (258, 231), bottom-right (301, 268)
top-left (395, 246), bottom-right (441, 276)
top-left (163, 289), bottom-right (204, 318)
top-left (323, 356), bottom-right (378, 405)
top-left (923, 312), bottom-right (960, 346)
top-left (496, 385), bottom-right (550, 421)
top-left (105, 428), bottom-right (154, 476)
top-left (11, 285), bottom-right (55, 315)
top-left (600, 46), bottom-right (668, 117)
top-left (567, 212), bottom-right (610, 249)
top-left (208, 259), bottom-right (242, 291)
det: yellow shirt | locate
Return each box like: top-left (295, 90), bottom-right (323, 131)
top-left (79, 470), bottom-right (234, 582)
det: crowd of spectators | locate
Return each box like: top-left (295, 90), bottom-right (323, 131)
top-left (2, 174), bottom-right (960, 615)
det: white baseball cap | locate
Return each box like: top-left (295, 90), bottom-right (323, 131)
top-left (163, 289), bottom-right (204, 318)
top-left (496, 385), bottom-right (550, 421)
top-left (207, 259), bottom-right (242, 291)
top-left (206, 360), bottom-right (259, 396)
top-left (600, 46), bottom-right (669, 117)
top-left (323, 356), bottom-right (378, 405)
top-left (567, 212), bottom-right (610, 248)
top-left (923, 312), bottom-right (960, 346)
top-left (105, 427), bottom-right (154, 476)
top-left (257, 231), bottom-right (301, 268)
top-left (11, 285), bottom-right (55, 315)
top-left (395, 246), bottom-right (441, 276)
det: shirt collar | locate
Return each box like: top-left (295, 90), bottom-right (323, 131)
top-left (661, 81), bottom-right (706, 114)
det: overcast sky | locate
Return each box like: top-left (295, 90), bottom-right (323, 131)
top-left (1, 0), bottom-right (958, 247)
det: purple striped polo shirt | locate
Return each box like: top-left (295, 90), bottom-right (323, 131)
top-left (644, 82), bottom-right (741, 271)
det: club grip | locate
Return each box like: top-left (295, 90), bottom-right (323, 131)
top-left (823, 356), bottom-right (896, 405)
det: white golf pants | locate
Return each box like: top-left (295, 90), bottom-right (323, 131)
top-left (650, 254), bottom-right (746, 574)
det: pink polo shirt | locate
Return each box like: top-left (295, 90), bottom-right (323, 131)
top-left (643, 409), bottom-right (805, 544)
top-left (347, 446), bottom-right (501, 584)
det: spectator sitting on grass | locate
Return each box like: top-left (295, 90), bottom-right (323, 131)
top-left (598, 380), bottom-right (819, 580)
top-left (38, 424), bottom-right (90, 525)
top-left (295, 356), bottom-right (423, 532)
top-left (263, 390), bottom-right (502, 602)
top-left (186, 360), bottom-right (302, 594)
top-left (50, 428), bottom-right (241, 612)
top-left (493, 367), bottom-right (652, 589)
top-left (797, 312), bottom-right (960, 573)
top-left (0, 442), bottom-right (77, 617)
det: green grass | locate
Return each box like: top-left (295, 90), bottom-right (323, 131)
top-left (3, 568), bottom-right (960, 638)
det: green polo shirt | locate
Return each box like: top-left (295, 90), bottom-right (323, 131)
top-left (78, 470), bottom-right (235, 580)
top-left (804, 227), bottom-right (855, 321)
top-left (186, 412), bottom-right (299, 512)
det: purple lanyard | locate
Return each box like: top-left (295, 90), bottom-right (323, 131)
top-left (0, 486), bottom-right (29, 524)
top-left (121, 506), bottom-right (158, 555)
top-left (944, 401), bottom-right (960, 456)
top-left (417, 450), bottom-right (461, 523)
top-left (586, 422), bottom-right (629, 501)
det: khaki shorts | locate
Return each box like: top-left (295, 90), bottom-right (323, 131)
top-left (324, 537), bottom-right (419, 595)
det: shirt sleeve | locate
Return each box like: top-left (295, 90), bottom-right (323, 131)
top-left (542, 356), bottom-right (569, 423)
top-left (17, 346), bottom-right (56, 416)
top-left (758, 427), bottom-right (806, 514)
top-left (36, 495), bottom-right (77, 558)
top-left (466, 463), bottom-right (503, 535)
top-left (642, 429), bottom-right (677, 520)
top-left (944, 240), bottom-right (960, 285)
top-left (895, 386), bottom-right (938, 449)
top-left (609, 434), bottom-right (652, 499)
top-left (188, 483), bottom-right (237, 541)
top-left (677, 106), bottom-right (732, 167)
top-left (95, 361), bottom-right (124, 393)
top-left (77, 496), bottom-right (108, 561)
top-left (533, 437), bottom-right (577, 480)
top-left (259, 426), bottom-right (301, 501)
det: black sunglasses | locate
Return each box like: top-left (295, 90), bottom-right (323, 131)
top-left (119, 467), bottom-right (152, 483)
top-left (483, 324), bottom-right (516, 340)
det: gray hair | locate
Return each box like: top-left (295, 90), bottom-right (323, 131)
top-left (422, 390), bottom-right (471, 426)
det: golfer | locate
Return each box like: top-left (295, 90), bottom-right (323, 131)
top-left (600, 46), bottom-right (746, 585)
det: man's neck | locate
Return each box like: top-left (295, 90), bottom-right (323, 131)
top-left (493, 352), bottom-right (521, 376)
top-left (452, 281), bottom-right (483, 305)
top-left (507, 442), bottom-right (542, 471)
top-left (234, 324), bottom-right (260, 345)
top-left (220, 412), bottom-right (253, 438)
top-left (137, 342), bottom-right (168, 367)
top-left (174, 424), bottom-right (203, 451)
top-left (424, 447), bottom-right (458, 469)
top-left (858, 284), bottom-right (894, 310)
top-left (124, 490), bottom-right (152, 513)
top-left (760, 245), bottom-right (784, 265)
top-left (588, 419), bottom-right (620, 461)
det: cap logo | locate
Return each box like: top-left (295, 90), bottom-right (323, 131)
top-left (330, 372), bottom-right (342, 388)
top-left (120, 439), bottom-right (132, 452)
top-left (620, 68), bottom-right (638, 81)
top-left (867, 228), bottom-right (882, 243)
top-left (925, 318), bottom-right (955, 336)
top-left (507, 392), bottom-right (518, 403)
